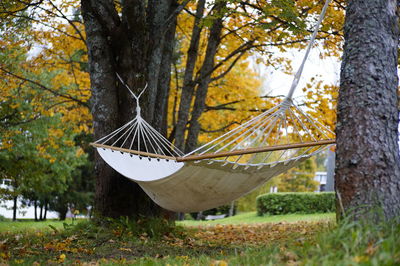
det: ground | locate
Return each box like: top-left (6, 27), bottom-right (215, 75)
top-left (0, 212), bottom-right (399, 265)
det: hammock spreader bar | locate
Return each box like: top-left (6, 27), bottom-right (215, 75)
top-left (90, 138), bottom-right (335, 162)
top-left (90, 143), bottom-right (177, 160)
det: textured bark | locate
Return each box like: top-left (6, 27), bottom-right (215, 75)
top-left (34, 200), bottom-right (37, 221)
top-left (58, 205), bottom-right (68, 221)
top-left (81, 0), bottom-right (178, 218)
top-left (43, 202), bottom-right (47, 221)
top-left (39, 204), bottom-right (43, 220)
top-left (12, 196), bottom-right (17, 221)
top-left (336, 0), bottom-right (400, 221)
top-left (185, 2), bottom-right (225, 153)
top-left (174, 0), bottom-right (206, 150)
top-left (153, 1), bottom-right (178, 135)
top-left (146, 0), bottom-right (175, 124)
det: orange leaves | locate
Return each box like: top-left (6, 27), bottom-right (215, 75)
top-left (165, 221), bottom-right (329, 249)
top-left (43, 236), bottom-right (92, 255)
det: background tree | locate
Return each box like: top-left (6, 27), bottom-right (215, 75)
top-left (336, 0), bottom-right (400, 221)
top-left (0, 16), bottom-right (91, 220)
top-left (277, 158), bottom-right (319, 192)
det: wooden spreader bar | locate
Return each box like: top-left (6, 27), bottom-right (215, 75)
top-left (90, 143), bottom-right (177, 160)
top-left (91, 139), bottom-right (336, 162)
top-left (176, 139), bottom-right (336, 162)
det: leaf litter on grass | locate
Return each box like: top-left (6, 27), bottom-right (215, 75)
top-left (0, 219), bottom-right (332, 265)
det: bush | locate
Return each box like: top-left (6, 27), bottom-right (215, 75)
top-left (0, 214), bottom-right (8, 221)
top-left (256, 192), bottom-right (335, 215)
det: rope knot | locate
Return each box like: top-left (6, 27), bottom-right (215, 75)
top-left (116, 73), bottom-right (148, 118)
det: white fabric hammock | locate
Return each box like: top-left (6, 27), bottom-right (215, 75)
top-left (91, 0), bottom-right (334, 212)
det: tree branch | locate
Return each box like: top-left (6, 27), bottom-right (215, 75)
top-left (210, 51), bottom-right (246, 82)
top-left (164, 0), bottom-right (191, 28)
top-left (200, 121), bottom-right (241, 133)
top-left (205, 100), bottom-right (243, 111)
top-left (0, 67), bottom-right (89, 108)
top-left (48, 0), bottom-right (87, 45)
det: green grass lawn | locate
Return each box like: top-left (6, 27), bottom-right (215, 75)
top-left (0, 212), bottom-right (335, 233)
top-left (0, 218), bottom-right (81, 233)
top-left (178, 212), bottom-right (335, 226)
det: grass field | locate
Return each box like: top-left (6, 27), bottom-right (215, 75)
top-left (178, 212), bottom-right (335, 226)
top-left (0, 212), bottom-right (335, 233)
top-left (0, 212), bottom-right (398, 265)
top-left (0, 218), bottom-right (82, 233)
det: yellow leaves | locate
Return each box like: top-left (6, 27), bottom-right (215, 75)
top-left (210, 259), bottom-right (228, 266)
top-left (10, 102), bottom-right (20, 109)
top-left (44, 237), bottom-right (92, 255)
top-left (36, 144), bottom-right (47, 154)
top-left (13, 259), bottom-right (25, 264)
top-left (58, 253), bottom-right (66, 263)
top-left (0, 252), bottom-right (10, 260)
top-left (77, 124), bottom-right (90, 134)
top-left (165, 221), bottom-right (327, 249)
top-left (352, 255), bottom-right (369, 263)
top-left (48, 128), bottom-right (64, 138)
top-left (118, 247), bottom-right (133, 252)
top-left (63, 140), bottom-right (74, 147)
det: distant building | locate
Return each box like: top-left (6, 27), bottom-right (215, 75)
top-left (314, 171), bottom-right (327, 192)
top-left (269, 186), bottom-right (278, 193)
top-left (0, 178), bottom-right (13, 190)
top-left (325, 148), bottom-right (335, 191)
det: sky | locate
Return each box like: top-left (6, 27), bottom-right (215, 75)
top-left (254, 48), bottom-right (341, 102)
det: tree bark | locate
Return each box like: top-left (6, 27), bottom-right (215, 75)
top-left (81, 0), bottom-right (179, 219)
top-left (153, 1), bottom-right (178, 135)
top-left (336, 0), bottom-right (400, 221)
top-left (146, 0), bottom-right (176, 125)
top-left (39, 204), bottom-right (43, 221)
top-left (12, 196), bottom-right (17, 221)
top-left (34, 200), bottom-right (37, 221)
top-left (174, 0), bottom-right (206, 150)
top-left (58, 205), bottom-right (68, 221)
top-left (185, 2), bottom-right (225, 152)
top-left (43, 201), bottom-right (47, 220)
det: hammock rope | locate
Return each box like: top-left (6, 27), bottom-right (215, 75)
top-left (94, 75), bottom-right (184, 158)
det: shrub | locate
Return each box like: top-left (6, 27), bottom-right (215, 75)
top-left (256, 192), bottom-right (335, 215)
top-left (0, 214), bottom-right (8, 221)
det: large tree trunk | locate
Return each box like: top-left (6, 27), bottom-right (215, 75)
top-left (336, 0), bottom-right (400, 221)
top-left (81, 0), bottom-right (178, 219)
top-left (58, 205), bottom-right (68, 221)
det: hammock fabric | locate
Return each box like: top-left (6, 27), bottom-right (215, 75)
top-left (91, 0), bottom-right (334, 212)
